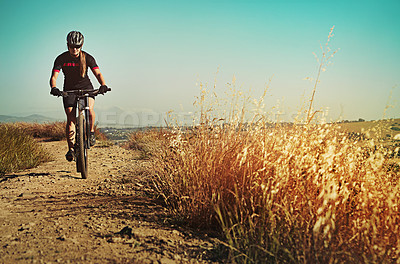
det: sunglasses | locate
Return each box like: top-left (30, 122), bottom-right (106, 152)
top-left (68, 45), bottom-right (82, 49)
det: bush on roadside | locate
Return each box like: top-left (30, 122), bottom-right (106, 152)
top-left (0, 124), bottom-right (51, 175)
top-left (154, 72), bottom-right (400, 263)
top-left (12, 122), bottom-right (66, 141)
top-left (156, 105), bottom-right (400, 263)
top-left (8, 122), bottom-right (108, 143)
top-left (124, 129), bottom-right (168, 159)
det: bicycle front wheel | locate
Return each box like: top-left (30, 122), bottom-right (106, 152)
top-left (77, 112), bottom-right (88, 179)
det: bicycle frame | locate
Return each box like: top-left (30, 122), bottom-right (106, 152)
top-left (53, 88), bottom-right (111, 179)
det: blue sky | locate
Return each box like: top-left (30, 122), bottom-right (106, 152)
top-left (0, 0), bottom-right (399, 124)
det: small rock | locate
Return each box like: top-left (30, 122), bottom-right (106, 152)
top-left (159, 257), bottom-right (175, 264)
top-left (57, 235), bottom-right (66, 241)
top-left (139, 259), bottom-right (154, 264)
top-left (108, 236), bottom-right (123, 243)
top-left (116, 226), bottom-right (134, 238)
top-left (172, 230), bottom-right (181, 236)
top-left (17, 193), bottom-right (36, 199)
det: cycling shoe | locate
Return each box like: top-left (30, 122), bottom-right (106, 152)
top-left (90, 132), bottom-right (96, 147)
top-left (65, 149), bottom-right (75, 162)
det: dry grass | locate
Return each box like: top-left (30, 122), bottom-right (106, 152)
top-left (10, 121), bottom-right (66, 141)
top-left (123, 129), bottom-right (169, 160)
top-left (6, 121), bottom-right (109, 143)
top-left (0, 121), bottom-right (110, 174)
top-left (0, 124), bottom-right (51, 175)
top-left (154, 101), bottom-right (400, 263)
top-left (153, 28), bottom-right (400, 263)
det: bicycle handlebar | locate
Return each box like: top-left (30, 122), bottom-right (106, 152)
top-left (52, 87), bottom-right (111, 98)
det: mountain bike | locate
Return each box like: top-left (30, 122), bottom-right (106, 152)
top-left (53, 87), bottom-right (111, 179)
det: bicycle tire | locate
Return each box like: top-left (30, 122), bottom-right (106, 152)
top-left (77, 112), bottom-right (88, 179)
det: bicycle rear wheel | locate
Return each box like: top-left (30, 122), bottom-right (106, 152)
top-left (76, 112), bottom-right (88, 179)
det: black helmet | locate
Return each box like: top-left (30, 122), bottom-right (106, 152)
top-left (67, 31), bottom-right (84, 46)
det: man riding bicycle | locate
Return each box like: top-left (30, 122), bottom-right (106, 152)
top-left (50, 31), bottom-right (109, 161)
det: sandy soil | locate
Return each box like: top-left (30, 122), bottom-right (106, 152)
top-left (0, 141), bottom-right (224, 263)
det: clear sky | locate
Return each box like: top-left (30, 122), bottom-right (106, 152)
top-left (0, 0), bottom-right (399, 125)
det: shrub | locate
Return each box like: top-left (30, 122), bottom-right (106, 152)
top-left (155, 104), bottom-right (400, 263)
top-left (12, 122), bottom-right (66, 141)
top-left (0, 124), bottom-right (51, 175)
top-left (9, 122), bottom-right (108, 143)
top-left (154, 26), bottom-right (399, 263)
top-left (124, 129), bottom-right (168, 159)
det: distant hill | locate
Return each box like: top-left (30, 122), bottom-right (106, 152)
top-left (0, 114), bottom-right (58, 123)
top-left (333, 118), bottom-right (400, 141)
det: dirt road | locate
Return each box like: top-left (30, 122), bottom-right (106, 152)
top-left (0, 141), bottom-right (223, 263)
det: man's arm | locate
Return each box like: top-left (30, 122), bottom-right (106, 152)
top-left (50, 70), bottom-right (59, 88)
top-left (91, 68), bottom-right (106, 86)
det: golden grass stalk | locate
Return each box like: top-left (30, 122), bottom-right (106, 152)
top-left (307, 26), bottom-right (339, 124)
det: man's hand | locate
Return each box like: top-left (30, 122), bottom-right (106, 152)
top-left (99, 85), bottom-right (109, 94)
top-left (50, 87), bottom-right (62, 96)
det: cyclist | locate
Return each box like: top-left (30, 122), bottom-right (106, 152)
top-left (50, 31), bottom-right (109, 161)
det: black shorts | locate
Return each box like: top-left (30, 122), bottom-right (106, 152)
top-left (63, 94), bottom-right (95, 108)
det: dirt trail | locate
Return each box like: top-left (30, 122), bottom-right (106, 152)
top-left (0, 141), bottom-right (222, 263)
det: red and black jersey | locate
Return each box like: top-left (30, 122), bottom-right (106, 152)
top-left (52, 51), bottom-right (99, 91)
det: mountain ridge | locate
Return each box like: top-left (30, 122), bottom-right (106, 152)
top-left (0, 114), bottom-right (58, 123)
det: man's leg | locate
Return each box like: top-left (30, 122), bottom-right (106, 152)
top-left (64, 107), bottom-right (76, 155)
top-left (88, 97), bottom-right (95, 132)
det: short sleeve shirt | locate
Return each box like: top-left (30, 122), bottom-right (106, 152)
top-left (52, 51), bottom-right (99, 91)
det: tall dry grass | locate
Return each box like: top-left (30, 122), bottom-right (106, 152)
top-left (0, 121), bottom-right (108, 175)
top-left (8, 121), bottom-right (108, 142)
top-left (154, 28), bottom-right (400, 263)
top-left (155, 97), bottom-right (400, 263)
top-left (0, 124), bottom-right (51, 175)
top-left (124, 129), bottom-right (168, 160)
top-left (11, 121), bottom-right (66, 141)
